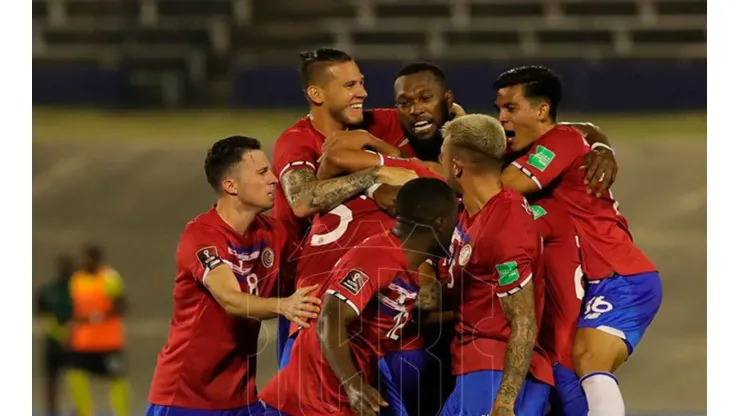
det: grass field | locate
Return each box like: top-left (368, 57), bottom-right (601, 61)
top-left (32, 109), bottom-right (707, 416)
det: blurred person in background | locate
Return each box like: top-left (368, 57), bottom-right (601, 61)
top-left (35, 254), bottom-right (75, 416)
top-left (67, 244), bottom-right (130, 416)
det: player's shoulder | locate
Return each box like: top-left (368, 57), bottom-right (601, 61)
top-left (349, 232), bottom-right (403, 265)
top-left (537, 125), bottom-right (589, 150)
top-left (181, 208), bottom-right (223, 242)
top-left (275, 116), bottom-right (315, 143)
top-left (481, 189), bottom-right (536, 239)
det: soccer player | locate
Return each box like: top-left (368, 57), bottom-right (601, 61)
top-left (529, 198), bottom-right (588, 415)
top-left (259, 177), bottom-right (460, 416)
top-left (496, 66), bottom-right (662, 416)
top-left (67, 244), bottom-right (130, 416)
top-left (35, 255), bottom-right (75, 416)
top-left (146, 136), bottom-right (323, 416)
top-left (272, 48), bottom-right (419, 365)
top-left (439, 114), bottom-right (553, 416)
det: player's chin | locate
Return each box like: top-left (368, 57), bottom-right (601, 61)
top-left (342, 107), bottom-right (364, 125)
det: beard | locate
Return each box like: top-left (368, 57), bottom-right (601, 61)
top-left (405, 101), bottom-right (452, 162)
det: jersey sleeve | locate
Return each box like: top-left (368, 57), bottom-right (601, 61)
top-left (325, 255), bottom-right (392, 316)
top-left (177, 225), bottom-right (228, 284)
top-left (488, 204), bottom-right (539, 297)
top-left (273, 129), bottom-right (321, 182)
top-left (511, 128), bottom-right (585, 190)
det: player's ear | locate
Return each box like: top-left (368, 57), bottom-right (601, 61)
top-left (444, 90), bottom-right (455, 111)
top-left (306, 85), bottom-right (324, 105)
top-left (452, 158), bottom-right (463, 178)
top-left (536, 101), bottom-right (551, 122)
top-left (221, 178), bottom-right (238, 196)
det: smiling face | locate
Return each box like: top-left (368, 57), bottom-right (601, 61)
top-left (394, 71), bottom-right (453, 141)
top-left (309, 60), bottom-right (368, 126)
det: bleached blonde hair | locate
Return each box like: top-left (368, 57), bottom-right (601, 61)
top-left (441, 114), bottom-right (507, 167)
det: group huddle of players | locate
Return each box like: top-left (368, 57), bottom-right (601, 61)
top-left (144, 48), bottom-right (663, 416)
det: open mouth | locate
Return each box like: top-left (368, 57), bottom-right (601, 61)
top-left (505, 129), bottom-right (516, 143)
top-left (349, 103), bottom-right (363, 111)
top-left (413, 120), bottom-right (435, 134)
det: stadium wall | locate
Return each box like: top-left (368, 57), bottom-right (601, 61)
top-left (33, 60), bottom-right (706, 111)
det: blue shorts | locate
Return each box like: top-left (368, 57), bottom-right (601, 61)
top-left (578, 271), bottom-right (663, 354)
top-left (440, 370), bottom-right (550, 416)
top-left (146, 402), bottom-right (265, 416)
top-left (261, 404), bottom-right (289, 416)
top-left (377, 358), bottom-right (409, 416)
top-left (548, 364), bottom-right (588, 416)
top-left (382, 349), bottom-right (432, 414)
top-left (276, 316), bottom-right (291, 363)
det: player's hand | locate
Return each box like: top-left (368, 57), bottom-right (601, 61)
top-left (582, 146), bottom-right (618, 198)
top-left (371, 184), bottom-right (401, 217)
top-left (376, 166), bottom-right (418, 187)
top-left (279, 284), bottom-right (322, 328)
top-left (346, 380), bottom-right (388, 415)
top-left (323, 130), bottom-right (374, 153)
top-left (450, 102), bottom-right (466, 119)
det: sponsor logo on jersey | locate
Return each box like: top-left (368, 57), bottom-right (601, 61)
top-left (458, 244), bottom-right (473, 267)
top-left (261, 247), bottom-right (275, 268)
top-left (495, 261), bottom-right (520, 286)
top-left (531, 204), bottom-right (547, 220)
top-left (528, 145), bottom-right (556, 171)
top-left (196, 246), bottom-right (223, 270)
top-left (339, 269), bottom-right (370, 295)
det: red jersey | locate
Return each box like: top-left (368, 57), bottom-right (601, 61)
top-left (531, 198), bottom-right (584, 371)
top-left (148, 208), bottom-right (293, 410)
top-left (447, 188), bottom-right (553, 385)
top-left (260, 231), bottom-right (421, 416)
top-left (271, 109), bottom-right (406, 241)
top-left (291, 157), bottom-right (439, 338)
top-left (512, 126), bottom-right (655, 279)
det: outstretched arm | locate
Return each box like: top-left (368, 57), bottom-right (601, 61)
top-left (281, 167), bottom-right (380, 218)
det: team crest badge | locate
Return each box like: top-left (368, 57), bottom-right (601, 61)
top-left (261, 247), bottom-right (275, 268)
top-left (458, 244), bottom-right (472, 267)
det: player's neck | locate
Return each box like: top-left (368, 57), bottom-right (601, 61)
top-left (215, 198), bottom-right (259, 236)
top-left (535, 121), bottom-right (557, 140)
top-left (393, 228), bottom-right (436, 270)
top-left (462, 174), bottom-right (503, 216)
top-left (309, 109), bottom-right (348, 137)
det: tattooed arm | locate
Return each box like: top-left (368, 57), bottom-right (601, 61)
top-left (281, 167), bottom-right (379, 218)
top-left (283, 165), bottom-right (420, 218)
top-left (492, 282), bottom-right (537, 414)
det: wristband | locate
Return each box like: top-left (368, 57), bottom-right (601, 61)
top-left (366, 183), bottom-right (382, 199)
top-left (591, 142), bottom-right (615, 155)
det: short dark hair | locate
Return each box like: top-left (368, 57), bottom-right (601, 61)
top-left (204, 136), bottom-right (261, 191)
top-left (494, 66), bottom-right (562, 121)
top-left (395, 62), bottom-right (448, 89)
top-left (299, 48), bottom-right (353, 88)
top-left (396, 177), bottom-right (457, 225)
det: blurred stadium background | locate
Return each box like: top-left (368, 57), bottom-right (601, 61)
top-left (32, 0), bottom-right (706, 415)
